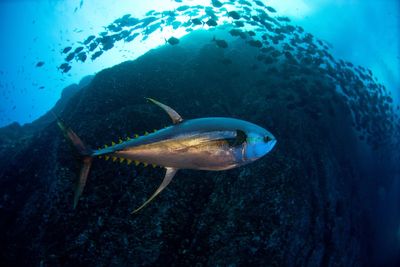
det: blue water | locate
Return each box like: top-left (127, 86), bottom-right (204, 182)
top-left (0, 0), bottom-right (399, 266)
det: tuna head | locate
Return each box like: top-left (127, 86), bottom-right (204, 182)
top-left (240, 123), bottom-right (277, 162)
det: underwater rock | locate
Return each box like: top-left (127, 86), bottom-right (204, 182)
top-left (0, 30), bottom-right (398, 267)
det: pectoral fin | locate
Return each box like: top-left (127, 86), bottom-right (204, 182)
top-left (131, 167), bottom-right (178, 214)
top-left (146, 98), bottom-right (183, 124)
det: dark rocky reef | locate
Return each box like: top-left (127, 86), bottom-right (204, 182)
top-left (0, 31), bottom-right (398, 266)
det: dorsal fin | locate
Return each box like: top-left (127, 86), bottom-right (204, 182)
top-left (146, 98), bottom-right (183, 124)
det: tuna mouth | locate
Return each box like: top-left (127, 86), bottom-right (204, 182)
top-left (270, 139), bottom-right (277, 146)
top-left (267, 139), bottom-right (277, 152)
top-left (264, 135), bottom-right (276, 143)
top-left (267, 139), bottom-right (277, 153)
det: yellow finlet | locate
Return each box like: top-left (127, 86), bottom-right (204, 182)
top-left (143, 162), bottom-right (148, 167)
top-left (112, 157), bottom-right (117, 162)
top-left (127, 159), bottom-right (132, 165)
top-left (144, 131), bottom-right (149, 135)
top-left (105, 156), bottom-right (110, 160)
top-left (98, 155), bottom-right (102, 159)
top-left (134, 160), bottom-right (140, 166)
top-left (152, 164), bottom-right (157, 168)
top-left (111, 141), bottom-right (116, 146)
top-left (119, 158), bottom-right (125, 163)
top-left (104, 144), bottom-right (108, 148)
top-left (119, 138), bottom-right (123, 143)
top-left (153, 129), bottom-right (157, 132)
top-left (126, 137), bottom-right (131, 140)
top-left (134, 134), bottom-right (139, 138)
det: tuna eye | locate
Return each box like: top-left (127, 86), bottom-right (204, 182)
top-left (264, 136), bottom-right (272, 142)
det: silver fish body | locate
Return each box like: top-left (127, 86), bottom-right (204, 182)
top-left (95, 117), bottom-right (276, 170)
top-left (56, 99), bottom-right (277, 213)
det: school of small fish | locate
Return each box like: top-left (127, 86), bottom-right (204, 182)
top-left (30, 0), bottom-right (399, 153)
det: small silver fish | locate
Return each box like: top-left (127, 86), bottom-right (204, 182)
top-left (56, 98), bottom-right (277, 213)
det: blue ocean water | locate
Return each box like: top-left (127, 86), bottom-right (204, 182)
top-left (0, 0), bottom-right (399, 266)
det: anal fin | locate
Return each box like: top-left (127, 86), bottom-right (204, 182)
top-left (131, 167), bottom-right (178, 214)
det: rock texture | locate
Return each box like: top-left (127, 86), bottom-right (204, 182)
top-left (0, 31), bottom-right (397, 266)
